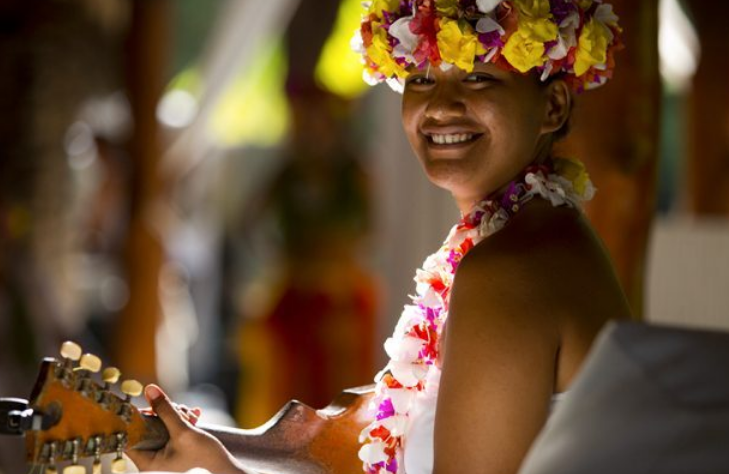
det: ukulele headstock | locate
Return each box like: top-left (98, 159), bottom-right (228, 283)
top-left (22, 341), bottom-right (152, 474)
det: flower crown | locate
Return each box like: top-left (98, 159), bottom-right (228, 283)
top-left (352, 0), bottom-right (622, 92)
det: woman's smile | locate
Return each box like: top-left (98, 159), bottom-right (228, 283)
top-left (422, 130), bottom-right (484, 156)
top-left (419, 121), bottom-right (485, 158)
top-left (402, 62), bottom-right (558, 212)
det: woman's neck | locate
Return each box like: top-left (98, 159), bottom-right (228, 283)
top-left (455, 143), bottom-right (555, 215)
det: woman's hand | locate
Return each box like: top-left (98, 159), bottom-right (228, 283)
top-left (139, 402), bottom-right (201, 426)
top-left (125, 385), bottom-right (245, 474)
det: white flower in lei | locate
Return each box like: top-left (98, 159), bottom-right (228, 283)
top-left (359, 158), bottom-right (595, 474)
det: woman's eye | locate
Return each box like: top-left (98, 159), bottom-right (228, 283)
top-left (406, 75), bottom-right (434, 87)
top-left (464, 73), bottom-right (494, 84)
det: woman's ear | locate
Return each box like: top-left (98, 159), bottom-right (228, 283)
top-left (541, 79), bottom-right (572, 135)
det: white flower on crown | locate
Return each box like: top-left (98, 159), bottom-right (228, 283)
top-left (595, 3), bottom-right (620, 28)
top-left (476, 16), bottom-right (505, 35)
top-left (476, 0), bottom-right (504, 14)
top-left (548, 11), bottom-right (580, 61)
top-left (389, 15), bottom-right (418, 63)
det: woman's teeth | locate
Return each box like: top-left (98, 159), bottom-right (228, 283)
top-left (430, 133), bottom-right (474, 145)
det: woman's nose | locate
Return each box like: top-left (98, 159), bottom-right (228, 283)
top-left (424, 83), bottom-right (467, 121)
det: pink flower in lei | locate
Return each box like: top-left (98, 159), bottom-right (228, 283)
top-left (358, 158), bottom-right (595, 474)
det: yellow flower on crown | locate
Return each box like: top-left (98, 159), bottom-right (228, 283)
top-left (574, 17), bottom-right (611, 76)
top-left (367, 22), bottom-right (408, 78)
top-left (502, 11), bottom-right (558, 73)
top-left (435, 0), bottom-right (461, 18)
top-left (519, 17), bottom-right (559, 42)
top-left (577, 0), bottom-right (593, 10)
top-left (513, 0), bottom-right (553, 18)
top-left (436, 19), bottom-right (487, 72)
top-left (502, 31), bottom-right (546, 72)
top-left (369, 0), bottom-right (400, 18)
top-left (355, 0), bottom-right (622, 92)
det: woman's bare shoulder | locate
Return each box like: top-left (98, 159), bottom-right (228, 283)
top-left (452, 199), bottom-right (631, 331)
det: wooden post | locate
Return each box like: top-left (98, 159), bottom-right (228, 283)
top-left (556, 0), bottom-right (661, 317)
top-left (114, 0), bottom-right (172, 383)
top-left (684, 1), bottom-right (729, 216)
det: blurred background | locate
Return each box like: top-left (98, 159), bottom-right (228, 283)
top-left (1, 0), bottom-right (728, 472)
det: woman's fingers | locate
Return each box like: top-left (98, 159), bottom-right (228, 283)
top-left (144, 384), bottom-right (191, 436)
top-left (139, 399), bottom-right (200, 425)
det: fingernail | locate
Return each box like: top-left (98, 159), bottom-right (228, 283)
top-left (145, 384), bottom-right (162, 401)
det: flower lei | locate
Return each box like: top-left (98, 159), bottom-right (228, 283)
top-left (352, 0), bottom-right (622, 93)
top-left (358, 157), bottom-right (595, 474)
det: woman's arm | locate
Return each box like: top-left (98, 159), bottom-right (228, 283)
top-left (433, 203), bottom-right (625, 474)
top-left (434, 244), bottom-right (558, 474)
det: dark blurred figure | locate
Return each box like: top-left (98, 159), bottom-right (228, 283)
top-left (235, 80), bottom-right (377, 427)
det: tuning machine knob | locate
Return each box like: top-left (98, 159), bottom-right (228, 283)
top-left (112, 432), bottom-right (127, 473)
top-left (118, 380), bottom-right (142, 421)
top-left (102, 367), bottom-right (121, 385)
top-left (58, 341), bottom-right (83, 386)
top-left (62, 465), bottom-right (85, 474)
top-left (60, 341), bottom-right (83, 362)
top-left (78, 353), bottom-right (102, 373)
top-left (97, 367), bottom-right (122, 408)
top-left (120, 380), bottom-right (143, 400)
top-left (111, 456), bottom-right (126, 474)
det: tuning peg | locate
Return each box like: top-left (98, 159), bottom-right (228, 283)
top-left (62, 465), bottom-right (86, 474)
top-left (111, 456), bottom-right (126, 474)
top-left (78, 353), bottom-right (102, 373)
top-left (60, 341), bottom-right (83, 361)
top-left (91, 435), bottom-right (103, 473)
top-left (45, 466), bottom-right (58, 474)
top-left (102, 367), bottom-right (121, 385)
top-left (120, 379), bottom-right (143, 399)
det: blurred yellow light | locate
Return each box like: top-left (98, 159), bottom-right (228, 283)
top-left (209, 41), bottom-right (290, 148)
top-left (315, 0), bottom-right (368, 99)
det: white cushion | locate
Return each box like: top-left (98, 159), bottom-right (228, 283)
top-left (519, 321), bottom-right (729, 474)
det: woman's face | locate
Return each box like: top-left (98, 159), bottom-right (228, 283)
top-left (401, 62), bottom-right (557, 210)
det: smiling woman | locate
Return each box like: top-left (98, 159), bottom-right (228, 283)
top-left (124, 2), bottom-right (634, 474)
top-left (401, 62), bottom-right (571, 212)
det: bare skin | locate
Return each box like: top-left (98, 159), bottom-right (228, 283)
top-left (126, 385), bottom-right (246, 474)
top-left (127, 62), bottom-right (632, 473)
top-left (400, 63), bottom-right (633, 474)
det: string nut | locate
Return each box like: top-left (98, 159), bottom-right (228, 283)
top-left (60, 341), bottom-right (83, 361)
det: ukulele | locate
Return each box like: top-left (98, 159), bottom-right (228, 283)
top-left (0, 342), bottom-right (373, 474)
